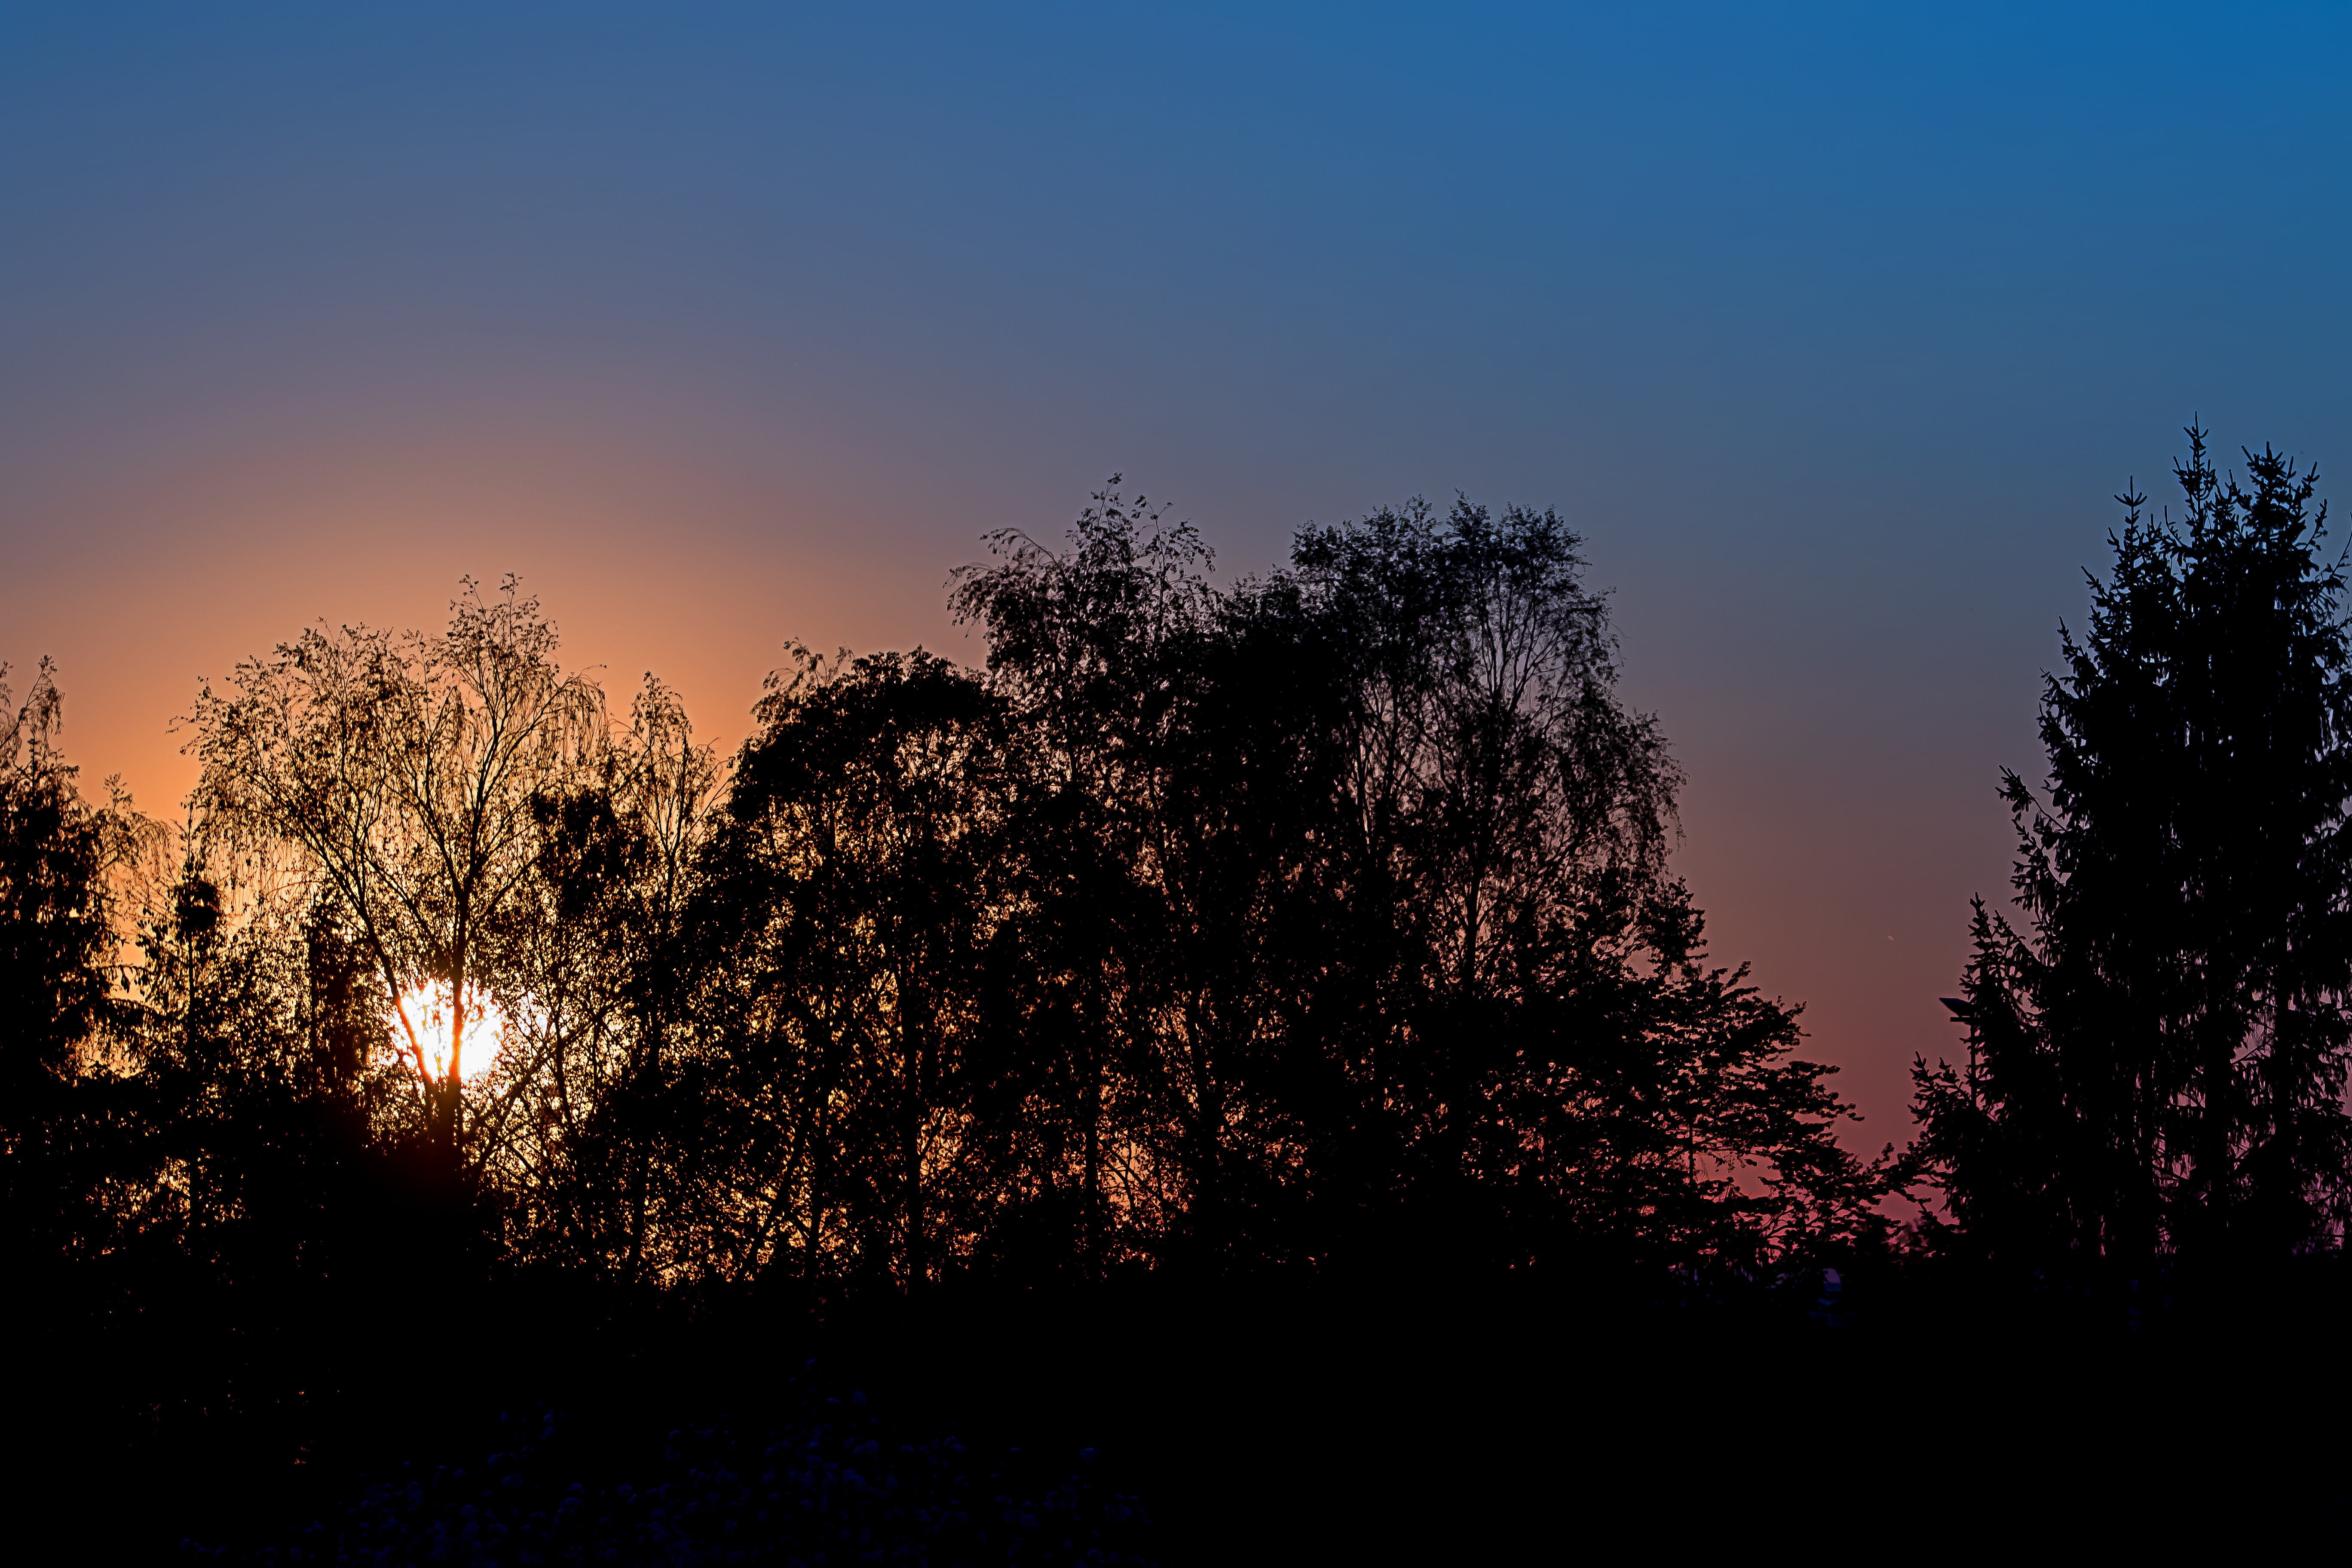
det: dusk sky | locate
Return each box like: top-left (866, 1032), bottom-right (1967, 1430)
top-left (5, 1), bottom-right (2348, 1141)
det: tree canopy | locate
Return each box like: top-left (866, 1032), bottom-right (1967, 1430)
top-left (4, 490), bottom-right (1886, 1304)
top-left (1913, 427), bottom-right (2352, 1300)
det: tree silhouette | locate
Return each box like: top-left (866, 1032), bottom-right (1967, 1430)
top-left (190, 577), bottom-right (605, 1185)
top-left (1283, 497), bottom-right (1689, 1256)
top-left (674, 646), bottom-right (1007, 1289)
top-left (21, 451), bottom-right (2352, 1558)
top-left (950, 480), bottom-right (1218, 1271)
top-left (0, 661), bottom-right (145, 1258)
top-left (943, 484), bottom-right (1883, 1278)
top-left (522, 674), bottom-right (723, 1280)
top-left (11, 488), bottom-right (1895, 1348)
top-left (1915, 427), bottom-right (2352, 1300)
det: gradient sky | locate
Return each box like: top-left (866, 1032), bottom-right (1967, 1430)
top-left (6, 2), bottom-right (2349, 1145)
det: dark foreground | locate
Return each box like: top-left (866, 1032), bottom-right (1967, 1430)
top-left (11, 1265), bottom-right (2352, 1563)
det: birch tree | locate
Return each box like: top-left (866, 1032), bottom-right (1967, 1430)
top-left (190, 578), bottom-right (604, 1182)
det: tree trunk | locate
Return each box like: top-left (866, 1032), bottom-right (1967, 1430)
top-left (902, 959), bottom-right (925, 1295)
top-left (626, 1020), bottom-right (657, 1283)
top-left (1191, 1019), bottom-right (1221, 1264)
top-left (1081, 975), bottom-right (1106, 1279)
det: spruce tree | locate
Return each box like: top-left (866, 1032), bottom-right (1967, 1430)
top-left (1915, 427), bottom-right (2352, 1295)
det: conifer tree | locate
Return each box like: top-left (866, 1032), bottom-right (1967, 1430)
top-left (1916, 427), bottom-right (2352, 1291)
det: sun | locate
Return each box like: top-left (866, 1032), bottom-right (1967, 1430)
top-left (389, 980), bottom-right (511, 1085)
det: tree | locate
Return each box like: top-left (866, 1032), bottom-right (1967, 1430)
top-left (955, 484), bottom-right (1877, 1279)
top-left (954, 485), bottom-right (1351, 1268)
top-left (1913, 427), bottom-right (2352, 1293)
top-left (1292, 497), bottom-right (1678, 1009)
top-left (950, 481), bottom-right (1217, 1269)
top-left (522, 674), bottom-right (724, 1280)
top-left (10, 491), bottom-right (1873, 1300)
top-left (122, 847), bottom-right (395, 1291)
top-left (190, 579), bottom-right (605, 1185)
top-left (1, 662), bottom-right (118, 1091)
top-left (1283, 498), bottom-right (1705, 1261)
top-left (0, 661), bottom-right (147, 1254)
top-left (1489, 878), bottom-right (1881, 1274)
top-left (677, 646), bottom-right (1005, 1289)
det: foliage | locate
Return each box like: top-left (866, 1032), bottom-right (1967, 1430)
top-left (1912, 427), bottom-right (2352, 1292)
top-left (514, 674), bottom-right (724, 1277)
top-left (662, 647), bottom-right (1008, 1288)
top-left (189, 576), bottom-right (606, 1178)
top-left (11, 487), bottom-right (1887, 1316)
top-left (0, 660), bottom-right (120, 1084)
top-left (1271, 496), bottom-right (1881, 1270)
top-left (0, 659), bottom-right (160, 1258)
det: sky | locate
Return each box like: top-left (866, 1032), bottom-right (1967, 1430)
top-left (4, 1), bottom-right (2349, 1144)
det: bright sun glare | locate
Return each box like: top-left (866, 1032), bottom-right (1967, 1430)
top-left (389, 981), bottom-right (511, 1085)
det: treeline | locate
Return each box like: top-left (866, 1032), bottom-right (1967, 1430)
top-left (2, 486), bottom-right (1890, 1307)
top-left (16, 436), bottom-right (2349, 1331)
